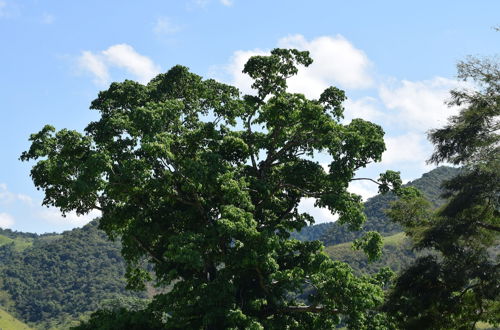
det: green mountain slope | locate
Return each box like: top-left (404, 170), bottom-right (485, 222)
top-left (0, 307), bottom-right (32, 330)
top-left (0, 233), bottom-right (33, 253)
top-left (0, 221), bottom-right (146, 329)
top-left (292, 166), bottom-right (460, 245)
top-left (324, 232), bottom-right (418, 275)
top-left (0, 166), bottom-right (460, 329)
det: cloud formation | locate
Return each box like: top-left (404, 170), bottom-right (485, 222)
top-left (343, 97), bottom-right (385, 123)
top-left (214, 35), bottom-right (373, 99)
top-left (71, 35), bottom-right (462, 228)
top-left (39, 208), bottom-right (101, 227)
top-left (278, 35), bottom-right (374, 94)
top-left (78, 51), bottom-right (110, 86)
top-left (78, 44), bottom-right (161, 86)
top-left (0, 183), bottom-right (33, 205)
top-left (0, 183), bottom-right (98, 231)
top-left (0, 212), bottom-right (14, 228)
top-left (348, 180), bottom-right (380, 202)
top-left (208, 34), bottom-right (465, 214)
top-left (381, 132), bottom-right (430, 165)
top-left (210, 48), bottom-right (266, 95)
top-left (298, 198), bottom-right (338, 224)
top-left (379, 77), bottom-right (463, 131)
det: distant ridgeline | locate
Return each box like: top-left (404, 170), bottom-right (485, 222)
top-left (0, 166), bottom-right (459, 329)
top-left (0, 221), bottom-right (147, 329)
top-left (291, 166), bottom-right (461, 245)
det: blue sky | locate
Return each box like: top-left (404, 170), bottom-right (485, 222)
top-left (0, 0), bottom-right (498, 233)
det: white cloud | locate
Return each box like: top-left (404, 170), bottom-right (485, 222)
top-left (0, 183), bottom-right (33, 205)
top-left (379, 77), bottom-right (464, 131)
top-left (213, 35), bottom-right (373, 99)
top-left (343, 97), bottom-right (385, 123)
top-left (209, 48), bottom-right (267, 95)
top-left (0, 183), bottom-right (100, 231)
top-left (14, 194), bottom-right (33, 205)
top-left (0, 212), bottom-right (14, 228)
top-left (348, 180), bottom-right (379, 202)
top-left (278, 35), bottom-right (374, 95)
top-left (102, 44), bottom-right (161, 84)
top-left (382, 132), bottom-right (430, 166)
top-left (78, 51), bottom-right (110, 86)
top-left (153, 17), bottom-right (181, 35)
top-left (298, 198), bottom-right (338, 224)
top-left (39, 208), bottom-right (101, 227)
top-left (220, 0), bottom-right (233, 6)
top-left (77, 44), bottom-right (161, 86)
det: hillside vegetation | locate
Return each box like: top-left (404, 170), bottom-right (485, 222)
top-left (292, 166), bottom-right (460, 245)
top-left (0, 166), bottom-right (458, 329)
top-left (0, 233), bottom-right (34, 252)
top-left (324, 232), bottom-right (420, 275)
top-left (0, 221), bottom-right (146, 329)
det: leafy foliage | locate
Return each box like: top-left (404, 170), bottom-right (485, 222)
top-left (324, 233), bottom-right (417, 276)
top-left (385, 56), bottom-right (500, 330)
top-left (22, 49), bottom-right (402, 329)
top-left (72, 297), bottom-right (160, 330)
top-left (0, 167), bottom-right (459, 329)
top-left (292, 166), bottom-right (460, 245)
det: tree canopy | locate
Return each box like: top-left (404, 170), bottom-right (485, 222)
top-left (22, 49), bottom-right (402, 329)
top-left (385, 55), bottom-right (500, 329)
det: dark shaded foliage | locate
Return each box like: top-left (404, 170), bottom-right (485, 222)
top-left (21, 49), bottom-right (402, 329)
top-left (385, 55), bottom-right (500, 330)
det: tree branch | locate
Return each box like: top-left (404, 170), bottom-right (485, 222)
top-left (477, 221), bottom-right (500, 232)
top-left (279, 305), bottom-right (339, 314)
top-left (260, 135), bottom-right (314, 173)
top-left (131, 234), bottom-right (166, 265)
top-left (245, 111), bottom-right (258, 171)
top-left (255, 266), bottom-right (270, 294)
top-left (350, 177), bottom-right (381, 185)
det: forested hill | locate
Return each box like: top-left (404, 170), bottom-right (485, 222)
top-left (292, 166), bottom-right (460, 245)
top-left (0, 221), bottom-right (147, 329)
top-left (0, 166), bottom-right (459, 329)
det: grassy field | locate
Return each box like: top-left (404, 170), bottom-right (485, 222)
top-left (0, 308), bottom-right (32, 330)
top-left (324, 232), bottom-right (407, 252)
top-left (323, 231), bottom-right (417, 276)
top-left (0, 234), bottom-right (33, 252)
top-left (476, 321), bottom-right (499, 329)
top-left (0, 235), bottom-right (14, 246)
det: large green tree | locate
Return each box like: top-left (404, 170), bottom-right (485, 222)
top-left (22, 49), bottom-right (400, 329)
top-left (385, 56), bottom-right (500, 329)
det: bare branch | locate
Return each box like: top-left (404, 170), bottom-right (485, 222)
top-left (131, 234), bottom-right (166, 265)
top-left (246, 112), bottom-right (258, 170)
top-left (350, 177), bottom-right (381, 185)
top-left (280, 305), bottom-right (339, 314)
